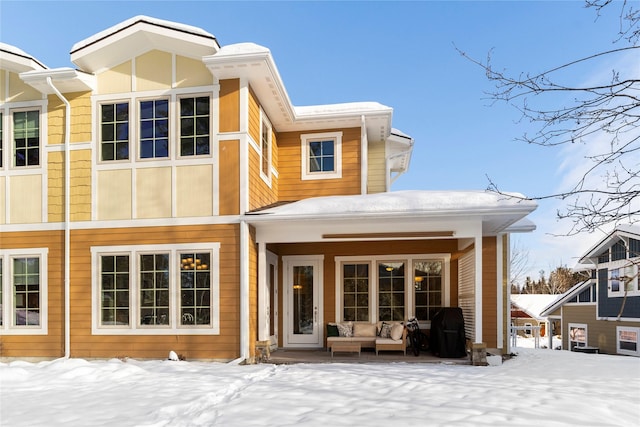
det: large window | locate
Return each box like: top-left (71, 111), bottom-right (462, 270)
top-left (617, 326), bottom-right (640, 356)
top-left (0, 249), bottom-right (48, 334)
top-left (13, 110), bottom-right (40, 167)
top-left (342, 263), bottom-right (369, 322)
top-left (378, 262), bottom-right (405, 322)
top-left (569, 323), bottom-right (587, 350)
top-left (92, 243), bottom-right (220, 335)
top-left (300, 131), bottom-right (342, 180)
top-left (139, 99), bottom-right (169, 159)
top-left (609, 264), bottom-right (638, 296)
top-left (100, 102), bottom-right (129, 161)
top-left (337, 255), bottom-right (448, 324)
top-left (413, 260), bottom-right (443, 321)
top-left (179, 96), bottom-right (210, 157)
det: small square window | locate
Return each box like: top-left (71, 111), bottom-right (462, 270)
top-left (301, 132), bottom-right (342, 180)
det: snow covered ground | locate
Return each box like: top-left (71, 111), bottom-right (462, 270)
top-left (1, 341), bottom-right (638, 426)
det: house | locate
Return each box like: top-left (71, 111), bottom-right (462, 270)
top-left (541, 225), bottom-right (640, 356)
top-left (0, 16), bottom-right (537, 362)
top-left (510, 294), bottom-right (560, 341)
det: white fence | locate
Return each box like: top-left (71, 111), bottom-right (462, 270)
top-left (510, 325), bottom-right (541, 348)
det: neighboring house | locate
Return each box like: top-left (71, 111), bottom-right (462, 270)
top-left (510, 294), bottom-right (560, 340)
top-left (0, 16), bottom-right (537, 362)
top-left (541, 225), bottom-right (640, 356)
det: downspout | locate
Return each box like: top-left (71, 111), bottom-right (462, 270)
top-left (240, 220), bottom-right (250, 361)
top-left (46, 77), bottom-right (71, 359)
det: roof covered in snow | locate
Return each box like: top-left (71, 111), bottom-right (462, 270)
top-left (511, 294), bottom-right (562, 320)
top-left (0, 42), bottom-right (47, 72)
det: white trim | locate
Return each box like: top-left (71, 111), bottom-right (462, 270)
top-left (607, 260), bottom-right (640, 297)
top-left (568, 322), bottom-right (588, 350)
top-left (90, 242), bottom-right (220, 335)
top-left (616, 326), bottom-right (640, 356)
top-left (497, 233), bottom-right (505, 349)
top-left (239, 221), bottom-right (250, 358)
top-left (360, 115), bottom-right (367, 194)
top-left (239, 79), bottom-right (249, 214)
top-left (259, 108), bottom-right (272, 187)
top-left (334, 254), bottom-right (451, 327)
top-left (474, 231), bottom-right (483, 343)
top-left (300, 131), bottom-right (342, 181)
top-left (0, 248), bottom-right (49, 335)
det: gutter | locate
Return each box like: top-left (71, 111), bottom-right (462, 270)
top-left (45, 77), bottom-right (71, 359)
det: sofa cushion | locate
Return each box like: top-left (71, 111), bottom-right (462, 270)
top-left (378, 322), bottom-right (392, 338)
top-left (390, 323), bottom-right (404, 341)
top-left (353, 323), bottom-right (377, 337)
top-left (336, 322), bottom-right (353, 337)
top-left (327, 323), bottom-right (339, 337)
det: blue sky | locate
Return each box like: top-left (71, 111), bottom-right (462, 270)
top-left (1, 1), bottom-right (631, 280)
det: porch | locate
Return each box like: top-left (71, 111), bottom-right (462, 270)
top-left (265, 348), bottom-right (471, 365)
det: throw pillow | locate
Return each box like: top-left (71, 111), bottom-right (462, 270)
top-left (390, 323), bottom-right (404, 341)
top-left (353, 323), bottom-right (376, 337)
top-left (336, 322), bottom-right (353, 337)
top-left (326, 323), bottom-right (339, 337)
top-left (378, 322), bottom-right (392, 338)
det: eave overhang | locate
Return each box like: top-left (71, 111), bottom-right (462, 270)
top-left (578, 224), bottom-right (640, 265)
top-left (0, 43), bottom-right (47, 73)
top-left (20, 68), bottom-right (96, 94)
top-left (203, 43), bottom-right (394, 143)
top-left (70, 15), bottom-right (219, 73)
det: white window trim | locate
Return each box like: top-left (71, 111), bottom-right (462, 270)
top-left (300, 131), bottom-right (342, 180)
top-left (176, 93), bottom-right (214, 160)
top-left (8, 106), bottom-right (45, 171)
top-left (334, 254), bottom-right (450, 326)
top-left (0, 248), bottom-right (49, 335)
top-left (91, 242), bottom-right (220, 335)
top-left (607, 260), bottom-right (640, 298)
top-left (97, 99), bottom-right (132, 165)
top-left (259, 109), bottom-right (272, 186)
top-left (616, 326), bottom-right (640, 357)
top-left (137, 96), bottom-right (172, 161)
top-left (568, 323), bottom-right (588, 350)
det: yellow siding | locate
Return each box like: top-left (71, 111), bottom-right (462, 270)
top-left (276, 127), bottom-right (361, 201)
top-left (0, 231), bottom-right (65, 359)
top-left (136, 50), bottom-right (172, 91)
top-left (46, 92), bottom-right (93, 145)
top-left (367, 140), bottom-right (386, 193)
top-left (176, 164), bottom-right (213, 217)
top-left (68, 224), bottom-right (240, 360)
top-left (0, 176), bottom-right (5, 224)
top-left (136, 167), bottom-right (172, 218)
top-left (10, 175), bottom-right (42, 223)
top-left (70, 150), bottom-right (92, 221)
top-left (97, 61), bottom-right (132, 94)
top-left (176, 55), bottom-right (212, 88)
top-left (48, 152), bottom-right (64, 222)
top-left (97, 169), bottom-right (132, 220)
top-left (8, 71), bottom-right (41, 102)
top-left (0, 70), bottom-right (5, 100)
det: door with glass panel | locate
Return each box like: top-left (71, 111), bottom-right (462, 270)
top-left (283, 256), bottom-right (322, 346)
top-left (266, 251), bottom-right (279, 348)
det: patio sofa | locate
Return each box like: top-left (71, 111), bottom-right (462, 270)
top-left (326, 321), bottom-right (406, 355)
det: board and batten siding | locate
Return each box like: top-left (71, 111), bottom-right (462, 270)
top-left (276, 128), bottom-right (362, 201)
top-left (0, 230), bottom-right (64, 358)
top-left (367, 139), bottom-right (386, 193)
top-left (68, 224), bottom-right (241, 360)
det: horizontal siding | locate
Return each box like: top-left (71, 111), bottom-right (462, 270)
top-left (0, 230), bottom-right (65, 358)
top-left (219, 79), bottom-right (240, 133)
top-left (482, 237), bottom-right (498, 348)
top-left (276, 128), bottom-right (362, 201)
top-left (67, 224), bottom-right (241, 360)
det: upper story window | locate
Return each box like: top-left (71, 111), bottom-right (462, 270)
top-left (301, 131), bottom-right (342, 180)
top-left (260, 111), bottom-right (272, 181)
top-left (611, 240), bottom-right (626, 261)
top-left (179, 96), bottom-right (210, 157)
top-left (140, 99), bottom-right (169, 159)
top-left (13, 110), bottom-right (40, 167)
top-left (100, 102), bottom-right (129, 161)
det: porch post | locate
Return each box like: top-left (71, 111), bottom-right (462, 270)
top-left (257, 242), bottom-right (267, 341)
top-left (474, 232), bottom-right (483, 343)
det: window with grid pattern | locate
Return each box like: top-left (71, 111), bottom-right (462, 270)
top-left (100, 103), bottom-right (129, 161)
top-left (179, 96), bottom-right (210, 156)
top-left (378, 262), bottom-right (405, 321)
top-left (13, 110), bottom-right (39, 167)
top-left (13, 257), bottom-right (40, 326)
top-left (140, 99), bottom-right (169, 159)
top-left (139, 254), bottom-right (170, 325)
top-left (179, 252), bottom-right (211, 326)
top-left (343, 263), bottom-right (369, 321)
top-left (100, 255), bottom-right (130, 325)
top-left (413, 260), bottom-right (443, 321)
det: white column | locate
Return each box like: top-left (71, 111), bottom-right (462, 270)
top-left (257, 241), bottom-right (267, 341)
top-left (474, 231), bottom-right (483, 343)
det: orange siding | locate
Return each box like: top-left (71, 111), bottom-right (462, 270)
top-left (219, 140), bottom-right (240, 215)
top-left (0, 231), bottom-right (65, 358)
top-left (276, 128), bottom-right (361, 201)
top-left (248, 147), bottom-right (278, 211)
top-left (68, 224), bottom-right (240, 360)
top-left (248, 87), bottom-right (260, 143)
top-left (219, 79), bottom-right (240, 133)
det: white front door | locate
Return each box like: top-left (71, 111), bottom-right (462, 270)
top-left (283, 255), bottom-right (323, 347)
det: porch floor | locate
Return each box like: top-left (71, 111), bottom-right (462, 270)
top-left (265, 348), bottom-right (471, 365)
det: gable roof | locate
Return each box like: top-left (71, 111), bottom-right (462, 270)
top-left (511, 294), bottom-right (561, 320)
top-left (0, 42), bottom-right (47, 72)
top-left (579, 225), bottom-right (640, 265)
top-left (71, 15), bottom-right (219, 73)
top-left (540, 279), bottom-right (593, 317)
